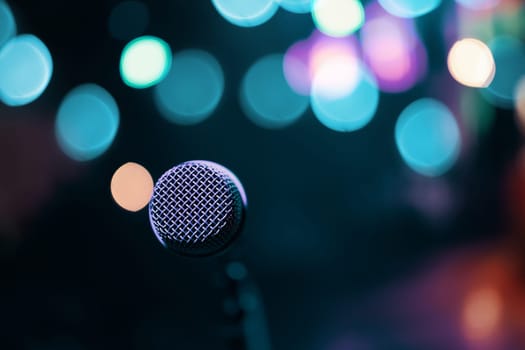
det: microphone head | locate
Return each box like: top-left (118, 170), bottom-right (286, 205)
top-left (149, 160), bottom-right (247, 257)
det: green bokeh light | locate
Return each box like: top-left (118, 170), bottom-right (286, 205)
top-left (312, 0), bottom-right (364, 38)
top-left (120, 35), bottom-right (171, 89)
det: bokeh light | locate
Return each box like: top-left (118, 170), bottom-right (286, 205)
top-left (406, 176), bottom-right (456, 219)
top-left (378, 0), bottom-right (441, 18)
top-left (154, 49), bottom-right (224, 125)
top-left (455, 0), bottom-right (500, 11)
top-left (0, 34), bottom-right (52, 106)
top-left (56, 84), bottom-right (120, 161)
top-left (311, 53), bottom-right (360, 100)
top-left (120, 36), bottom-right (171, 89)
top-left (211, 0), bottom-right (278, 27)
top-left (447, 38), bottom-right (495, 88)
top-left (311, 63), bottom-right (379, 132)
top-left (225, 261), bottom-right (248, 280)
top-left (241, 54), bottom-right (309, 129)
top-left (0, 1), bottom-right (16, 47)
top-left (278, 0), bottom-right (312, 13)
top-left (309, 35), bottom-right (360, 98)
top-left (361, 2), bottom-right (427, 93)
top-left (483, 36), bottom-right (525, 108)
top-left (108, 1), bottom-right (149, 41)
top-left (111, 162), bottom-right (153, 212)
top-left (395, 98), bottom-right (461, 176)
top-left (514, 77), bottom-right (525, 132)
top-left (283, 31), bottom-right (360, 96)
top-left (462, 287), bottom-right (502, 341)
top-left (283, 39), bottom-right (312, 95)
top-left (312, 0), bottom-right (365, 38)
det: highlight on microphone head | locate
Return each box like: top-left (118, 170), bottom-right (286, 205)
top-left (149, 160), bottom-right (247, 257)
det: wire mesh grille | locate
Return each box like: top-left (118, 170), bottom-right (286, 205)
top-left (149, 161), bottom-right (244, 256)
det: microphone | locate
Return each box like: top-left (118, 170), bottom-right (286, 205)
top-left (148, 160), bottom-right (247, 256)
top-left (148, 160), bottom-right (271, 350)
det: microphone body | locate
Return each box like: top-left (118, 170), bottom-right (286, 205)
top-left (149, 160), bottom-right (247, 257)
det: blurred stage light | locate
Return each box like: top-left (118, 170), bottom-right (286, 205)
top-left (120, 36), bottom-right (171, 89)
top-left (211, 0), bottom-right (278, 27)
top-left (225, 261), bottom-right (247, 280)
top-left (455, 0), bottom-right (500, 11)
top-left (378, 0), bottom-right (441, 18)
top-left (406, 176), bottom-right (455, 219)
top-left (311, 54), bottom-right (360, 100)
top-left (310, 37), bottom-right (360, 98)
top-left (447, 38), bottom-right (495, 88)
top-left (483, 36), bottom-right (525, 108)
top-left (277, 0), bottom-right (312, 13)
top-left (311, 63), bottom-right (379, 132)
top-left (284, 39), bottom-right (312, 95)
top-left (108, 1), bottom-right (149, 41)
top-left (154, 49), bottom-right (224, 125)
top-left (56, 84), bottom-right (119, 161)
top-left (462, 287), bottom-right (502, 341)
top-left (361, 3), bottom-right (427, 93)
top-left (241, 54), bottom-right (309, 129)
top-left (312, 0), bottom-right (364, 38)
top-left (0, 1), bottom-right (16, 47)
top-left (283, 31), bottom-right (360, 96)
top-left (515, 77), bottom-right (525, 131)
top-left (395, 99), bottom-right (461, 176)
top-left (111, 162), bottom-right (153, 212)
top-left (0, 34), bottom-right (52, 106)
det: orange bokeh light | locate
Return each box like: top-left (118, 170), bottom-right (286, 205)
top-left (110, 162), bottom-right (154, 212)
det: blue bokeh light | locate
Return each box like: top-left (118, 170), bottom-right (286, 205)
top-left (154, 49), bottom-right (224, 125)
top-left (241, 54), bottom-right (309, 129)
top-left (0, 1), bottom-right (16, 47)
top-left (56, 84), bottom-right (120, 161)
top-left (311, 64), bottom-right (379, 132)
top-left (455, 0), bottom-right (500, 10)
top-left (0, 34), bottom-right (53, 106)
top-left (483, 36), bottom-right (525, 109)
top-left (378, 0), bottom-right (441, 18)
top-left (395, 98), bottom-right (461, 177)
top-left (108, 1), bottom-right (149, 41)
top-left (211, 0), bottom-right (278, 27)
top-left (226, 262), bottom-right (248, 280)
top-left (278, 0), bottom-right (312, 13)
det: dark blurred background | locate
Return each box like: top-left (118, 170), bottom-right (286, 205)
top-left (2, 0), bottom-right (525, 349)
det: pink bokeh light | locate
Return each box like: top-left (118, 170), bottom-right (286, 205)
top-left (360, 2), bottom-right (428, 93)
top-left (283, 30), bottom-right (361, 96)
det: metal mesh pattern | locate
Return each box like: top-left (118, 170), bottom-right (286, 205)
top-left (149, 161), bottom-right (244, 256)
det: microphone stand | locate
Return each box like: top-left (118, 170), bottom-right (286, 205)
top-left (218, 254), bottom-right (272, 350)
